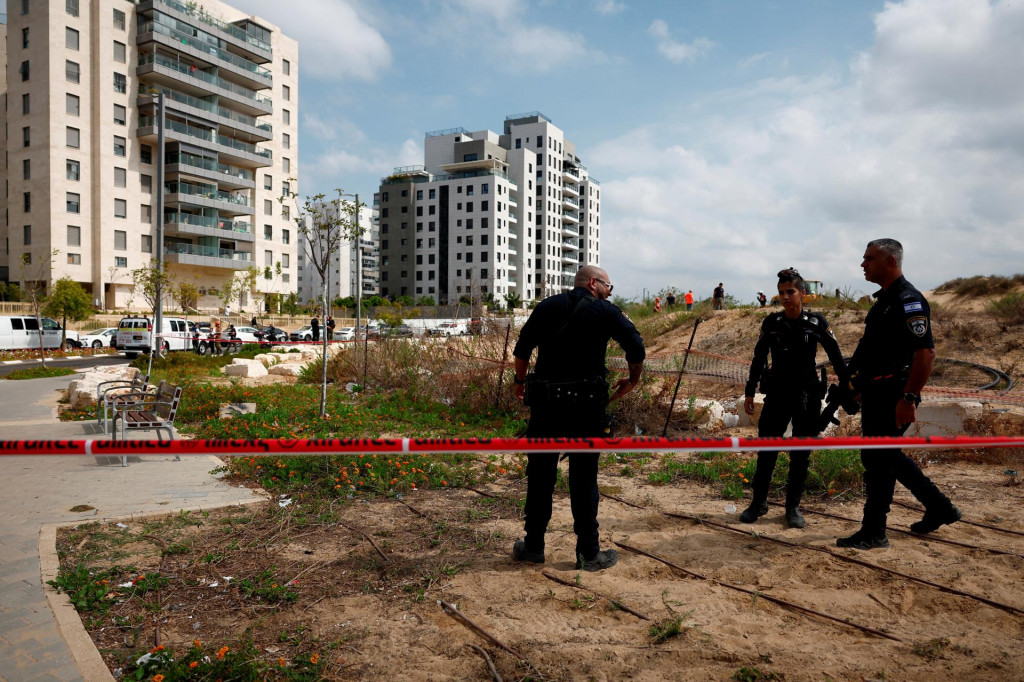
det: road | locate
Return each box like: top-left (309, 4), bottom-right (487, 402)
top-left (0, 352), bottom-right (130, 378)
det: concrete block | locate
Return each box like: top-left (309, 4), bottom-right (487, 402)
top-left (909, 401), bottom-right (984, 437)
top-left (65, 366), bottom-right (140, 409)
top-left (254, 353), bottom-right (278, 368)
top-left (268, 363), bottom-right (304, 377)
top-left (224, 359), bottom-right (268, 378)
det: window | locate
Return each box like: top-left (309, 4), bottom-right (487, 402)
top-left (67, 193), bottom-right (81, 213)
top-left (68, 253), bottom-right (81, 265)
top-left (264, 199), bottom-right (273, 215)
top-left (67, 0), bottom-right (79, 15)
top-left (281, 181), bottom-right (290, 195)
top-left (23, 159), bottom-right (31, 180)
top-left (114, 41), bottom-right (126, 63)
top-left (467, 202), bottom-right (473, 212)
top-left (282, 59), bottom-right (291, 76)
top-left (264, 225), bottom-right (273, 239)
top-left (282, 254), bottom-right (290, 268)
top-left (20, 60), bottom-right (30, 82)
top-left (23, 226), bottom-right (32, 246)
top-left (283, 157), bottom-right (290, 173)
top-left (22, 27), bottom-right (29, 48)
top-left (66, 60), bottom-right (80, 83)
top-left (113, 8), bottom-right (125, 29)
top-left (282, 229), bottom-right (290, 244)
top-left (21, 0), bottom-right (28, 14)
top-left (283, 85), bottom-right (290, 101)
top-left (115, 256), bottom-right (127, 268)
top-left (114, 136), bottom-right (126, 157)
top-left (114, 167), bottom-right (126, 188)
top-left (66, 28), bottom-right (80, 50)
top-left (67, 93), bottom-right (80, 116)
top-left (282, 133), bottom-right (290, 150)
top-left (141, 205), bottom-right (152, 223)
top-left (113, 73), bottom-right (126, 93)
top-left (114, 104), bottom-right (126, 125)
top-left (67, 226), bottom-right (81, 247)
top-left (264, 175), bottom-right (272, 190)
top-left (114, 199), bottom-right (127, 219)
top-left (282, 206), bottom-right (290, 220)
top-left (22, 93), bottom-right (30, 115)
top-left (141, 174), bottom-right (152, 192)
top-left (428, 205), bottom-right (436, 215)
top-left (283, 109), bottom-right (290, 125)
top-left (114, 230), bottom-right (127, 250)
top-left (23, 193), bottom-right (31, 213)
top-left (23, 254), bottom-right (32, 266)
top-left (264, 250), bottom-right (273, 266)
top-left (141, 145), bottom-right (152, 164)
top-left (141, 235), bottom-right (152, 253)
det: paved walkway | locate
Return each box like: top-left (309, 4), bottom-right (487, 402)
top-left (0, 374), bottom-right (265, 681)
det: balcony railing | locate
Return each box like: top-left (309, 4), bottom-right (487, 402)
top-left (562, 196), bottom-right (579, 207)
top-left (166, 151), bottom-right (254, 182)
top-left (140, 116), bottom-right (271, 158)
top-left (138, 20), bottom-right (272, 80)
top-left (152, 0), bottom-right (272, 54)
top-left (141, 85), bottom-right (271, 133)
top-left (166, 181), bottom-right (251, 206)
top-left (164, 241), bottom-right (253, 261)
top-left (139, 53), bottom-right (272, 107)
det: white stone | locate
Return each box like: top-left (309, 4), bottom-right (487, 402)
top-left (225, 359), bottom-right (268, 378)
top-left (691, 399), bottom-right (727, 429)
top-left (65, 366), bottom-right (140, 409)
top-left (736, 394), bottom-right (765, 427)
top-left (255, 353), bottom-right (279, 368)
top-left (268, 363), bottom-right (304, 377)
top-left (909, 401), bottom-right (984, 437)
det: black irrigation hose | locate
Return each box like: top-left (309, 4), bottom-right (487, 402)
top-left (814, 357), bottom-right (1014, 393)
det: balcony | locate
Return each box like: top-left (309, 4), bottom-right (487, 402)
top-left (138, 116), bottom-right (272, 168)
top-left (563, 166), bottom-right (580, 181)
top-left (563, 183), bottom-right (579, 197)
top-left (138, 52), bottom-right (272, 116)
top-left (143, 0), bottom-right (272, 62)
top-left (136, 20), bottom-right (272, 91)
top-left (165, 151), bottom-right (254, 190)
top-left (165, 181), bottom-right (254, 217)
top-left (562, 195), bottom-right (580, 208)
top-left (139, 86), bottom-right (272, 141)
top-left (164, 241), bottom-right (254, 269)
top-left (508, 211), bottom-right (518, 224)
top-left (164, 212), bottom-right (255, 242)
top-left (562, 210), bottom-right (579, 224)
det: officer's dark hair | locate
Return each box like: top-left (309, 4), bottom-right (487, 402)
top-left (867, 238), bottom-right (903, 267)
top-left (777, 267), bottom-right (805, 292)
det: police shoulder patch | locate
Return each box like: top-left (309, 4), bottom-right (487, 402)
top-left (907, 316), bottom-right (928, 337)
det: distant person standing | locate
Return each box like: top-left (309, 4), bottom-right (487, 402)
top-left (666, 293), bottom-right (676, 308)
top-left (684, 290), bottom-right (694, 311)
top-left (757, 291), bottom-right (768, 307)
top-left (326, 316), bottom-right (336, 340)
top-left (311, 316), bottom-right (320, 342)
top-left (653, 296), bottom-right (662, 313)
top-left (251, 315), bottom-right (258, 328)
top-left (713, 283), bottom-right (725, 310)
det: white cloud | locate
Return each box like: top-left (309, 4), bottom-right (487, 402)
top-left (304, 138), bottom-right (422, 192)
top-left (594, 0), bottom-right (1024, 300)
top-left (648, 19), bottom-right (715, 64)
top-left (236, 0), bottom-right (391, 81)
top-left (594, 0), bottom-right (626, 15)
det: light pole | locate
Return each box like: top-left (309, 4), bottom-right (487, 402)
top-left (154, 90), bottom-right (166, 355)
top-left (338, 193), bottom-right (362, 334)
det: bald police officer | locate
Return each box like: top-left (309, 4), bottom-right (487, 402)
top-left (511, 265), bottom-right (645, 571)
top-left (838, 239), bottom-right (961, 550)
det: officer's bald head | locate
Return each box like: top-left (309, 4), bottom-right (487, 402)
top-left (575, 265), bottom-right (608, 288)
top-left (867, 239), bottom-right (903, 267)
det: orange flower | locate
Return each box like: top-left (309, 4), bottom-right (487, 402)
top-left (189, 661), bottom-right (199, 669)
top-left (279, 657), bottom-right (286, 667)
top-left (216, 645), bottom-right (229, 660)
top-left (311, 653), bottom-right (320, 664)
top-left (193, 639), bottom-right (202, 648)
top-left (153, 675), bottom-right (165, 682)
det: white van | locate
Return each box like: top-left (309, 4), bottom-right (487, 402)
top-left (115, 316), bottom-right (191, 356)
top-left (0, 316), bottom-right (78, 351)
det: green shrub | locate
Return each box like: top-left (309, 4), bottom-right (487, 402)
top-left (3, 366), bottom-right (77, 380)
top-left (988, 291), bottom-right (1024, 325)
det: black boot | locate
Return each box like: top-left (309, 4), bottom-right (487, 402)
top-left (785, 453), bottom-right (810, 529)
top-left (785, 507), bottom-right (806, 528)
top-left (739, 452), bottom-right (777, 524)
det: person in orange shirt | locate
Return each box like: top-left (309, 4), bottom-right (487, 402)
top-left (684, 290), bottom-right (694, 310)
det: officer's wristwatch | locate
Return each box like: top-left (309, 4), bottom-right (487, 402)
top-left (902, 392), bottom-right (919, 403)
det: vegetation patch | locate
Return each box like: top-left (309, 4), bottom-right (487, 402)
top-left (3, 366), bottom-right (77, 380)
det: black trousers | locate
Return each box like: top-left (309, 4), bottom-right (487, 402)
top-left (750, 387), bottom-right (820, 508)
top-left (522, 395), bottom-right (605, 560)
top-left (859, 386), bottom-right (953, 535)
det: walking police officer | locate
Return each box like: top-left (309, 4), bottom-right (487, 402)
top-left (837, 239), bottom-right (960, 550)
top-left (741, 268), bottom-right (848, 528)
top-left (511, 265), bottom-right (645, 572)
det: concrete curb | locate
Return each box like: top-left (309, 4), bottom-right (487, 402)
top-left (37, 456), bottom-right (269, 680)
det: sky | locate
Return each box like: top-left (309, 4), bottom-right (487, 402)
top-left (234, 0), bottom-right (1024, 303)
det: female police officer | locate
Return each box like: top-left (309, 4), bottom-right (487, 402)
top-left (740, 268), bottom-right (848, 528)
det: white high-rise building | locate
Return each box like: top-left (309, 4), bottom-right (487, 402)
top-left (296, 201), bottom-right (379, 306)
top-left (377, 112), bottom-right (601, 305)
top-left (0, 0), bottom-right (299, 313)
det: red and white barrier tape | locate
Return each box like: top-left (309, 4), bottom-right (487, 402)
top-left (0, 435), bottom-right (1022, 457)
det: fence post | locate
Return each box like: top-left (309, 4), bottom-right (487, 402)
top-left (662, 319), bottom-right (701, 436)
top-left (495, 322), bottom-right (512, 408)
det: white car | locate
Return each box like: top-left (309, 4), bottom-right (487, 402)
top-left (334, 326), bottom-right (355, 341)
top-left (78, 327), bottom-right (118, 349)
top-left (431, 322), bottom-right (467, 337)
top-left (229, 326), bottom-right (261, 344)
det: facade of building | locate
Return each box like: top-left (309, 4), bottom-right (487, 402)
top-left (296, 200), bottom-right (379, 307)
top-left (0, 0), bottom-right (299, 313)
top-left (377, 112), bottom-right (601, 305)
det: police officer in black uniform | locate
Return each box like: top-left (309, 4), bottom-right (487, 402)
top-left (837, 238), bottom-right (960, 550)
top-left (511, 265), bottom-right (645, 572)
top-left (740, 268), bottom-right (848, 528)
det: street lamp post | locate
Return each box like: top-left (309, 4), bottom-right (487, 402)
top-left (155, 91), bottom-right (166, 355)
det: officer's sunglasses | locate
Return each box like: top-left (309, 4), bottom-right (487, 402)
top-left (594, 278), bottom-right (614, 293)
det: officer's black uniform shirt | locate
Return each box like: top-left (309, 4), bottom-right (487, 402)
top-left (851, 275), bottom-right (933, 379)
top-left (745, 310), bottom-right (846, 397)
top-left (514, 287), bottom-right (645, 382)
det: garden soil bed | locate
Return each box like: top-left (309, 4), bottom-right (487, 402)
top-left (55, 454), bottom-right (1024, 681)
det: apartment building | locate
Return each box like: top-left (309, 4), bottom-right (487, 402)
top-left (296, 200), bottom-right (379, 306)
top-left (0, 0), bottom-right (298, 312)
top-left (377, 112), bottom-right (601, 305)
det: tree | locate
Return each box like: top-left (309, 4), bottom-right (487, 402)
top-left (281, 185), bottom-right (365, 418)
top-left (19, 251), bottom-right (58, 366)
top-left (504, 291), bottom-right (522, 311)
top-left (416, 296), bottom-right (436, 306)
top-left (131, 262), bottom-right (174, 313)
top-left (172, 281), bottom-right (199, 315)
top-left (0, 282), bottom-right (22, 302)
top-left (396, 294), bottom-right (414, 306)
top-left (43, 278), bottom-right (93, 347)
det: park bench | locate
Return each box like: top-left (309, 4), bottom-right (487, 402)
top-left (110, 382), bottom-right (182, 460)
top-left (97, 373), bottom-right (150, 434)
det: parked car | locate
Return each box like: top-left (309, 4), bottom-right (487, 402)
top-left (387, 325), bottom-right (414, 338)
top-left (0, 316), bottom-right (79, 350)
top-left (256, 325), bottom-right (288, 343)
top-left (431, 321), bottom-right (467, 337)
top-left (333, 326), bottom-right (356, 341)
top-left (115, 316), bottom-right (191, 356)
top-left (230, 326), bottom-right (262, 344)
top-left (79, 327), bottom-right (118, 349)
top-left (289, 325), bottom-right (315, 342)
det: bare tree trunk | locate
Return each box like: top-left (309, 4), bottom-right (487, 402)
top-left (32, 293), bottom-right (46, 368)
top-left (319, 279), bottom-right (329, 418)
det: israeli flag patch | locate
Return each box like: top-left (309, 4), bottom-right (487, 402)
top-left (903, 302), bottom-right (923, 313)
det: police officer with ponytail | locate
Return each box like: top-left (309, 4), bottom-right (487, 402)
top-left (740, 268), bottom-right (848, 528)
